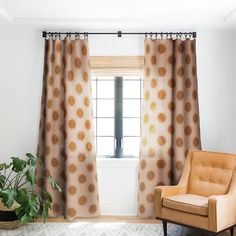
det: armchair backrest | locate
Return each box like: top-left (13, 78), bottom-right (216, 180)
top-left (187, 150), bottom-right (236, 197)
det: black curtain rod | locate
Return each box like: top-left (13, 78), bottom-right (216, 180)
top-left (42, 31), bottom-right (197, 38)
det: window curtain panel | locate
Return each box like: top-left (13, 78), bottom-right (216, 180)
top-left (138, 38), bottom-right (201, 218)
top-left (37, 38), bottom-right (100, 219)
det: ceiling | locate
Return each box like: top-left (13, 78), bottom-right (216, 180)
top-left (0, 0), bottom-right (236, 31)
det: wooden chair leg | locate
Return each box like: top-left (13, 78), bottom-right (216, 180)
top-left (230, 227), bottom-right (234, 236)
top-left (162, 221), bottom-right (167, 236)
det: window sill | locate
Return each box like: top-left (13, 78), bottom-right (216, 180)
top-left (96, 156), bottom-right (139, 168)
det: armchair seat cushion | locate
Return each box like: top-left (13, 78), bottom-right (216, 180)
top-left (163, 194), bottom-right (208, 216)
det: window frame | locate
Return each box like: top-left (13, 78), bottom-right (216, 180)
top-left (90, 56), bottom-right (144, 158)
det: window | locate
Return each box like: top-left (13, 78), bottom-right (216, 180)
top-left (91, 75), bottom-right (143, 157)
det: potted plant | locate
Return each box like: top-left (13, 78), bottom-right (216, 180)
top-left (0, 153), bottom-right (61, 229)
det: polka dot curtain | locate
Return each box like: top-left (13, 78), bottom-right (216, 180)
top-left (138, 38), bottom-right (201, 218)
top-left (37, 38), bottom-right (100, 219)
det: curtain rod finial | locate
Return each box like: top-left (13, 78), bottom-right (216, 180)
top-left (193, 32), bottom-right (197, 38)
top-left (42, 31), bottom-right (47, 38)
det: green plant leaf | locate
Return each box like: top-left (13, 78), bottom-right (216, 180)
top-left (0, 163), bottom-right (10, 171)
top-left (42, 190), bottom-right (52, 223)
top-left (48, 176), bottom-right (61, 192)
top-left (26, 153), bottom-right (37, 166)
top-left (43, 190), bottom-right (52, 203)
top-left (42, 201), bottom-right (51, 223)
top-left (15, 189), bottom-right (28, 206)
top-left (15, 206), bottom-right (24, 217)
top-left (42, 205), bottom-right (47, 223)
top-left (11, 157), bottom-right (27, 172)
top-left (43, 191), bottom-right (52, 212)
top-left (28, 196), bottom-right (40, 216)
top-left (0, 175), bottom-right (6, 188)
top-left (19, 214), bottom-right (33, 224)
top-left (15, 191), bottom-right (40, 223)
top-left (15, 205), bottom-right (25, 222)
top-left (25, 170), bottom-right (36, 185)
top-left (0, 189), bottom-right (17, 208)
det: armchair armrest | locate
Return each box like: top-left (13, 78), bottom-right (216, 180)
top-left (154, 150), bottom-right (192, 217)
top-left (208, 194), bottom-right (236, 232)
top-left (155, 185), bottom-right (186, 217)
top-left (208, 171), bottom-right (236, 232)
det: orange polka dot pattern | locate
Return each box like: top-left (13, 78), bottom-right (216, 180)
top-left (37, 38), bottom-right (100, 219)
top-left (138, 39), bottom-right (201, 218)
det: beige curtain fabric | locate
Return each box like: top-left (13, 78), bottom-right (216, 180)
top-left (37, 38), bottom-right (100, 219)
top-left (138, 39), bottom-right (201, 218)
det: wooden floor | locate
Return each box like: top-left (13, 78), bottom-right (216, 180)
top-left (44, 216), bottom-right (235, 235)
top-left (45, 215), bottom-right (157, 223)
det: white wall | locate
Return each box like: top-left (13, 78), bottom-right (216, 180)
top-left (0, 29), bottom-right (236, 215)
top-left (0, 30), bottom-right (43, 159)
top-left (197, 31), bottom-right (236, 153)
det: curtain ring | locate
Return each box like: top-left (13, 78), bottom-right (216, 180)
top-left (75, 33), bottom-right (80, 40)
top-left (150, 32), bottom-right (153, 40)
top-left (145, 33), bottom-right (148, 39)
top-left (84, 33), bottom-right (88, 39)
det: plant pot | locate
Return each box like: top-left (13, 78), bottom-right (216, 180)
top-left (0, 200), bottom-right (23, 230)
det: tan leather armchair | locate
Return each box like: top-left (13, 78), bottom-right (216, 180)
top-left (155, 149), bottom-right (236, 236)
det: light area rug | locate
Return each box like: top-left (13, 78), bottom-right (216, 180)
top-left (0, 222), bottom-right (231, 236)
top-left (0, 222), bottom-right (181, 236)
